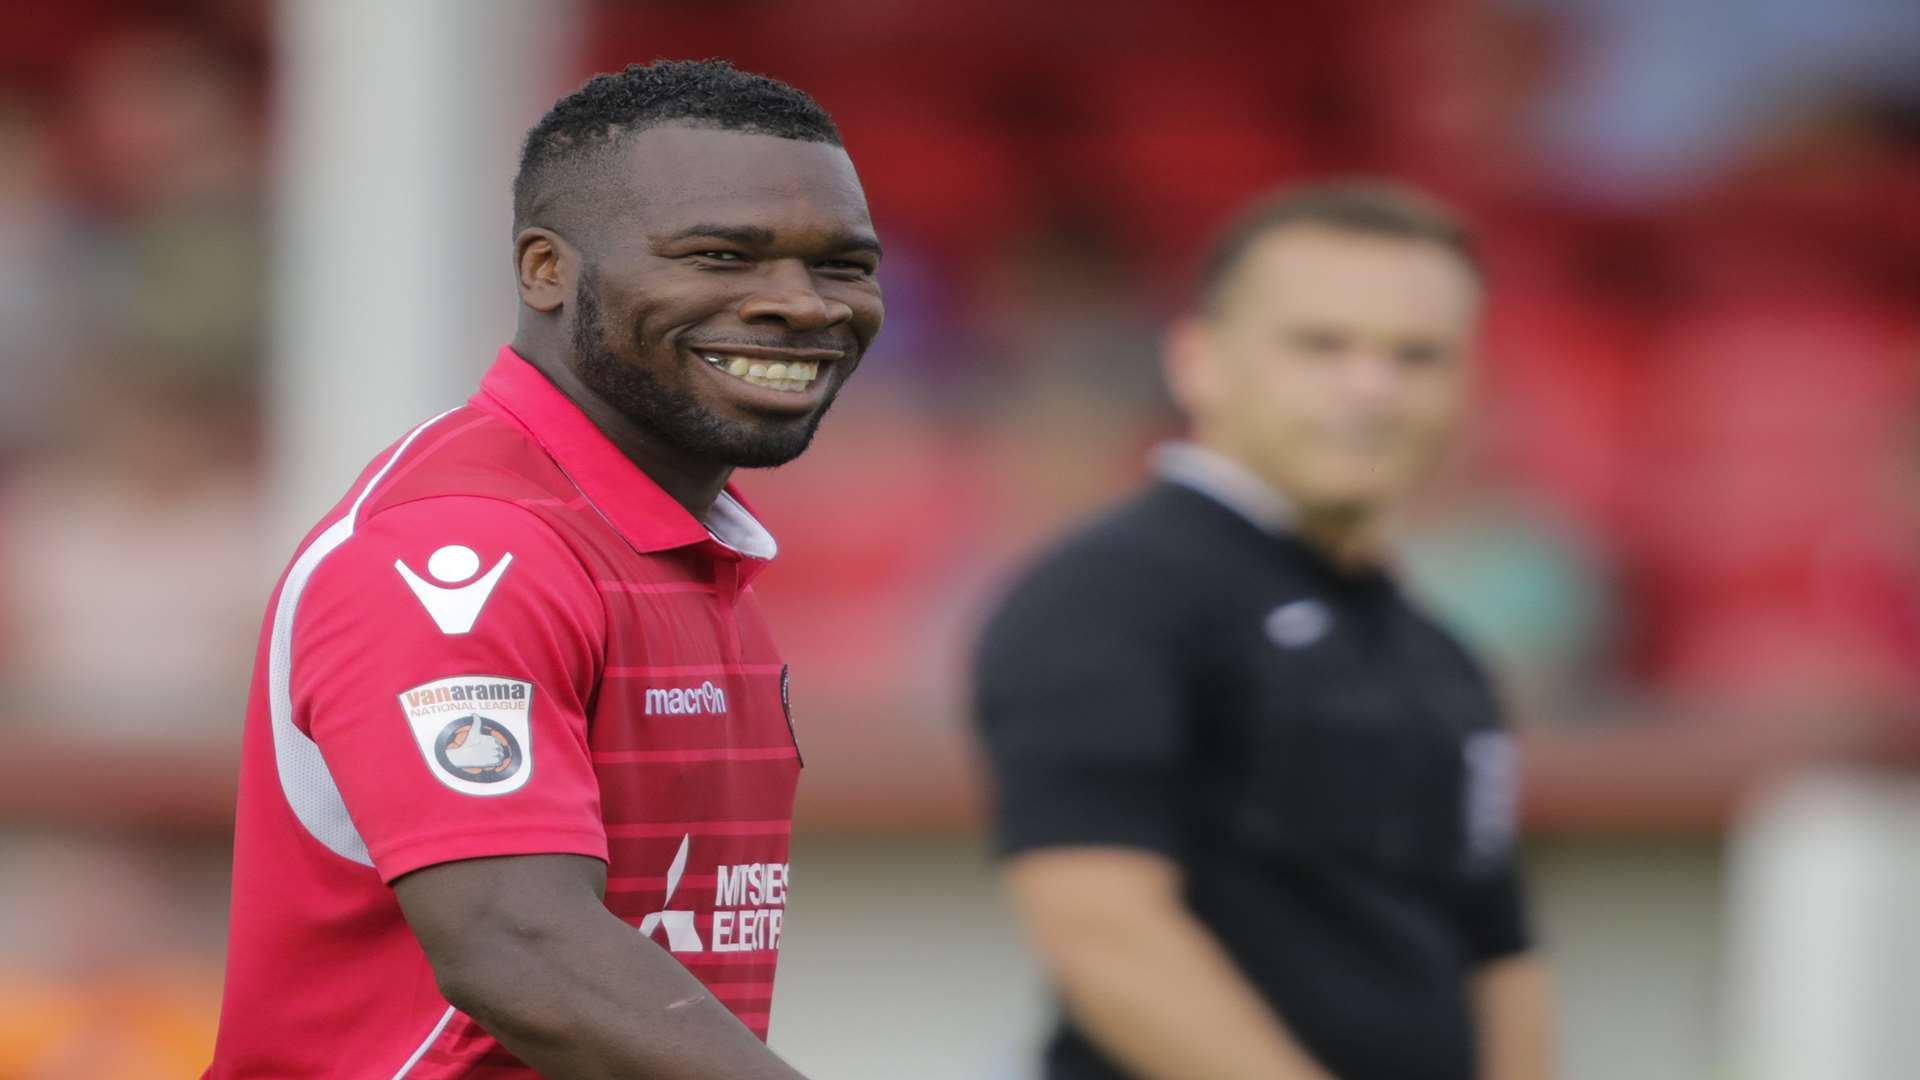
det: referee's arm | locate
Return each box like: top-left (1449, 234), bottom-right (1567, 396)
top-left (973, 552), bottom-right (1334, 1080)
top-left (1475, 951), bottom-right (1555, 1080)
top-left (1461, 840), bottom-right (1556, 1080)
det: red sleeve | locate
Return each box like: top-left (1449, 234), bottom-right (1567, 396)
top-left (292, 495), bottom-right (609, 882)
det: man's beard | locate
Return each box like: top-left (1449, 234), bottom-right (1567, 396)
top-left (570, 271), bottom-right (835, 469)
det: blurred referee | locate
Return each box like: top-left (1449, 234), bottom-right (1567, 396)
top-left (973, 183), bottom-right (1554, 1080)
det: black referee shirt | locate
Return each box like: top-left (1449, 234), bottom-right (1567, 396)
top-left (973, 457), bottom-right (1531, 1080)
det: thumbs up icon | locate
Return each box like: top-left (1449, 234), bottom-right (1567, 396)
top-left (444, 718), bottom-right (505, 770)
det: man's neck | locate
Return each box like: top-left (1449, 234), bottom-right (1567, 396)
top-left (511, 335), bottom-right (731, 519)
top-left (1291, 506), bottom-right (1388, 573)
top-left (1179, 439), bottom-right (1388, 571)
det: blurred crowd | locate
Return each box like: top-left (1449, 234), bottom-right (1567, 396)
top-left (0, 0), bottom-right (1915, 1074)
top-left (0, 7), bottom-right (268, 1075)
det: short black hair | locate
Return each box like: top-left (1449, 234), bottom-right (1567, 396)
top-left (512, 58), bottom-right (842, 235)
top-left (1194, 180), bottom-right (1480, 314)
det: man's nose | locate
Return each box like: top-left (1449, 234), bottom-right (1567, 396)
top-left (738, 260), bottom-right (852, 331)
top-left (1341, 349), bottom-right (1403, 400)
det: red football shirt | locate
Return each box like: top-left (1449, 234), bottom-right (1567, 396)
top-left (206, 348), bottom-right (803, 1078)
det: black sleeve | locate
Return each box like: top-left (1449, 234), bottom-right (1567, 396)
top-left (1450, 657), bottom-right (1534, 963)
top-left (971, 542), bottom-right (1194, 859)
top-left (1459, 863), bottom-right (1533, 963)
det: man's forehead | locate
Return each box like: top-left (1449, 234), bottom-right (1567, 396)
top-left (612, 124), bottom-right (870, 224)
top-left (1230, 226), bottom-right (1480, 324)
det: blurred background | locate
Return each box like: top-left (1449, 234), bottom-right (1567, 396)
top-left (0, 1), bottom-right (1916, 1077)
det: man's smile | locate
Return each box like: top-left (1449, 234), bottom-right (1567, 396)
top-left (687, 342), bottom-right (848, 396)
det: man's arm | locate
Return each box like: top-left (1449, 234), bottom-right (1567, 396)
top-left (393, 853), bottom-right (805, 1080)
top-left (1003, 847), bottom-right (1333, 1080)
top-left (975, 542), bottom-right (1323, 1077)
top-left (1472, 952), bottom-right (1555, 1080)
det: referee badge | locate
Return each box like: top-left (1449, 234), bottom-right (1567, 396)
top-left (1265, 599), bottom-right (1333, 650)
top-left (398, 675), bottom-right (536, 795)
top-left (1462, 730), bottom-right (1518, 863)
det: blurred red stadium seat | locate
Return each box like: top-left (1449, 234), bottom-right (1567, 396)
top-left (1628, 293), bottom-right (1920, 698)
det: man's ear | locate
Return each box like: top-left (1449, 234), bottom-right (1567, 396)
top-left (1162, 315), bottom-right (1222, 419)
top-left (514, 228), bottom-right (570, 313)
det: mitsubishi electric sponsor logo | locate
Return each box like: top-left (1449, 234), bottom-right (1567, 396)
top-left (639, 835), bottom-right (789, 955)
top-left (638, 835), bottom-right (704, 953)
top-left (711, 858), bottom-right (788, 953)
top-left (644, 681), bottom-right (728, 717)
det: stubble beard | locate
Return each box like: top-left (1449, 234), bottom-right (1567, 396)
top-left (570, 269), bottom-right (836, 469)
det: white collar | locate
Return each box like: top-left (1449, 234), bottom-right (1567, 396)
top-left (1151, 442), bottom-right (1298, 536)
top-left (705, 490), bottom-right (779, 560)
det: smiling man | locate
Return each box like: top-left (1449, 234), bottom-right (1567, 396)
top-left (206, 61), bottom-right (881, 1079)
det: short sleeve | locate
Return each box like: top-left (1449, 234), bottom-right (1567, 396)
top-left (1458, 863), bottom-right (1534, 963)
top-left (972, 546), bottom-right (1194, 858)
top-left (1457, 719), bottom-right (1533, 962)
top-left (292, 495), bottom-right (609, 882)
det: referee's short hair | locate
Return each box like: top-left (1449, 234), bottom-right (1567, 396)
top-left (1194, 180), bottom-right (1481, 315)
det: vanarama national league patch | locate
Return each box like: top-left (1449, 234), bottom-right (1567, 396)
top-left (398, 675), bottom-right (535, 795)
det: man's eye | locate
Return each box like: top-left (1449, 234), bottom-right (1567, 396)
top-left (1398, 343), bottom-right (1447, 367)
top-left (1288, 330), bottom-right (1347, 355)
top-left (817, 260), bottom-right (874, 274)
top-left (692, 251), bottom-right (744, 262)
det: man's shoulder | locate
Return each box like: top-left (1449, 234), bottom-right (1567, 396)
top-left (279, 405), bottom-right (599, 613)
top-left (354, 405), bottom-right (573, 520)
top-left (1022, 481), bottom-right (1232, 583)
top-left (985, 482), bottom-right (1227, 635)
top-left (1398, 596), bottom-right (1497, 683)
top-left (285, 408), bottom-right (606, 650)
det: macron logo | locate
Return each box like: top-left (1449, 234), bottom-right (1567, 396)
top-left (394, 544), bottom-right (513, 635)
top-left (644, 681), bottom-right (728, 717)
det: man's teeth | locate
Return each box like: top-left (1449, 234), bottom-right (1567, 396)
top-left (701, 353), bottom-right (820, 392)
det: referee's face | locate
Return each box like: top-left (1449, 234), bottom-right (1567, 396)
top-left (562, 125), bottom-right (885, 469)
top-left (1175, 224), bottom-right (1479, 519)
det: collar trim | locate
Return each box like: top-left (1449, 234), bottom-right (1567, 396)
top-left (472, 346), bottom-right (777, 561)
top-left (1152, 441), bottom-right (1298, 536)
top-left (706, 489), bottom-right (778, 559)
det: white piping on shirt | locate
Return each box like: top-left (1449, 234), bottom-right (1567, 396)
top-left (268, 408), bottom-right (458, 864)
top-left (389, 1005), bottom-right (459, 1079)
